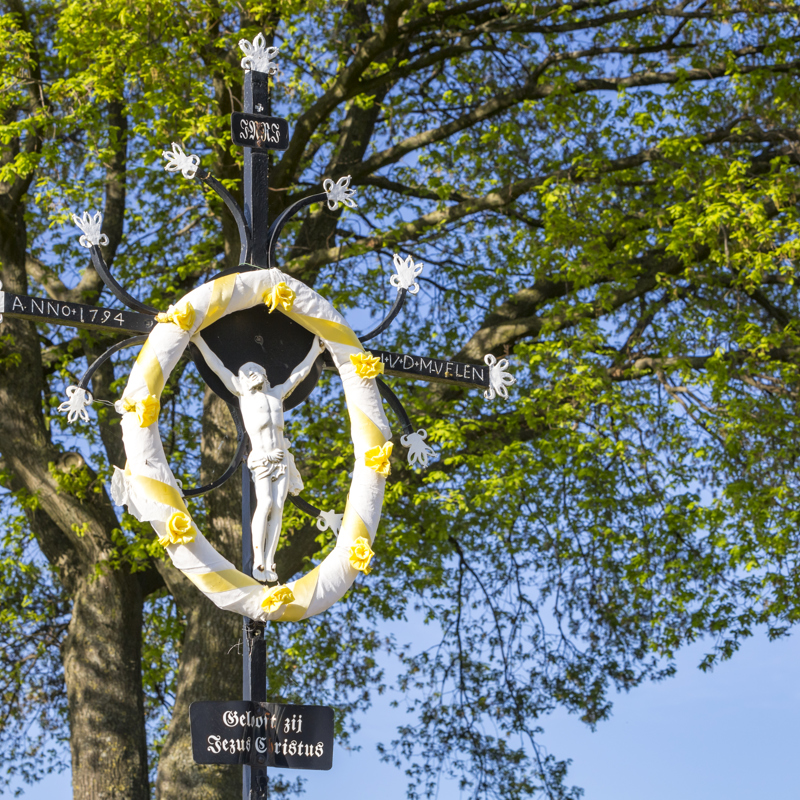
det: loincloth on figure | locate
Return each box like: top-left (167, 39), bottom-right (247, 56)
top-left (247, 447), bottom-right (304, 496)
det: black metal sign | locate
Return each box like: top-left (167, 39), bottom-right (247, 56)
top-left (189, 700), bottom-right (333, 771)
top-left (231, 112), bottom-right (290, 151)
top-left (371, 349), bottom-right (489, 389)
top-left (1, 291), bottom-right (155, 334)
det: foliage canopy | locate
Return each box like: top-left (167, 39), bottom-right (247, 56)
top-left (1, 1), bottom-right (799, 798)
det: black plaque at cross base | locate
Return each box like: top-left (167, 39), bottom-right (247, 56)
top-left (190, 700), bottom-right (334, 771)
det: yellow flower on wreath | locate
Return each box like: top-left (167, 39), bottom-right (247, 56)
top-left (159, 511), bottom-right (197, 548)
top-left (263, 281), bottom-right (295, 313)
top-left (122, 394), bottom-right (160, 428)
top-left (261, 584), bottom-right (295, 612)
top-left (364, 442), bottom-right (393, 476)
top-left (350, 351), bottom-right (384, 379)
top-left (349, 536), bottom-right (374, 574)
top-left (155, 300), bottom-right (195, 331)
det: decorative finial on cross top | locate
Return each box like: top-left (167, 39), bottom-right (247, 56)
top-left (72, 211), bottom-right (109, 248)
top-left (239, 33), bottom-right (279, 76)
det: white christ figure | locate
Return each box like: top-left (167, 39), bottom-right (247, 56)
top-left (193, 334), bottom-right (326, 582)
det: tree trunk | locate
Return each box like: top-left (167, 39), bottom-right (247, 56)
top-left (64, 571), bottom-right (150, 800)
top-left (155, 390), bottom-right (243, 800)
top-left (1, 201), bottom-right (151, 800)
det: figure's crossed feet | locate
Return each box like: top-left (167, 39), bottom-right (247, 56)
top-left (253, 563), bottom-right (278, 583)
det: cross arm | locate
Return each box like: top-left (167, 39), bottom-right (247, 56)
top-left (195, 168), bottom-right (249, 265)
top-left (88, 246), bottom-right (160, 316)
top-left (1, 292), bottom-right (500, 394)
top-left (320, 348), bottom-right (490, 391)
top-left (0, 290), bottom-right (156, 335)
top-left (371, 349), bottom-right (490, 391)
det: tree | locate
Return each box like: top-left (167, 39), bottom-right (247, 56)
top-left (1, 1), bottom-right (799, 798)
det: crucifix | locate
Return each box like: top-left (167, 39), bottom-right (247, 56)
top-left (0, 34), bottom-right (514, 800)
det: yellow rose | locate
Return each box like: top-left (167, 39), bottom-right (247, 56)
top-left (120, 394), bottom-right (160, 427)
top-left (158, 511), bottom-right (196, 547)
top-left (349, 536), bottom-right (374, 573)
top-left (364, 442), bottom-right (393, 476)
top-left (349, 352), bottom-right (384, 379)
top-left (263, 282), bottom-right (295, 313)
top-left (261, 585), bottom-right (295, 612)
top-left (156, 301), bottom-right (195, 331)
top-left (136, 395), bottom-right (160, 428)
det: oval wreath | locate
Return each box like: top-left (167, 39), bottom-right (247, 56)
top-left (110, 268), bottom-right (392, 622)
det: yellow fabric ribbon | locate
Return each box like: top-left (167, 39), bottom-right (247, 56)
top-left (348, 404), bottom-right (387, 450)
top-left (281, 309), bottom-right (363, 349)
top-left (135, 339), bottom-right (165, 397)
top-left (278, 565), bottom-right (322, 622)
top-left (198, 273), bottom-right (237, 331)
top-left (129, 474), bottom-right (187, 515)
top-left (338, 503), bottom-right (372, 547)
top-left (186, 569), bottom-right (261, 594)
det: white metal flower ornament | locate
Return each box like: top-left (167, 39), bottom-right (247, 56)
top-left (390, 253), bottom-right (424, 294)
top-left (72, 212), bottom-right (109, 248)
top-left (483, 354), bottom-right (516, 400)
top-left (323, 175), bottom-right (357, 211)
top-left (316, 509), bottom-right (344, 536)
top-left (239, 34), bottom-right (279, 74)
top-left (400, 429), bottom-right (436, 469)
top-left (58, 386), bottom-right (94, 423)
top-left (162, 143), bottom-right (200, 180)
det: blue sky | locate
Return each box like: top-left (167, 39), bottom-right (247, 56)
top-left (11, 626), bottom-right (799, 800)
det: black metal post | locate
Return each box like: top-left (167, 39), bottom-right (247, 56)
top-left (242, 462), bottom-right (268, 799)
top-left (242, 67), bottom-right (272, 799)
top-left (243, 71), bottom-right (271, 267)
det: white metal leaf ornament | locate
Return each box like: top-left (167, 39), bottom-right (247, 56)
top-left (323, 175), bottom-right (357, 211)
top-left (162, 143), bottom-right (200, 180)
top-left (390, 253), bottom-right (424, 294)
top-left (400, 429), bottom-right (436, 469)
top-left (239, 34), bottom-right (279, 75)
top-left (316, 509), bottom-right (344, 536)
top-left (72, 211), bottom-right (109, 248)
top-left (483, 354), bottom-right (516, 401)
top-left (58, 386), bottom-right (93, 423)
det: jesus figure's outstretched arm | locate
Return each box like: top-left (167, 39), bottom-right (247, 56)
top-left (190, 334), bottom-right (240, 396)
top-left (276, 337), bottom-right (326, 399)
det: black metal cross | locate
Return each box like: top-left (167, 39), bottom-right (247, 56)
top-left (0, 37), bottom-right (512, 800)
